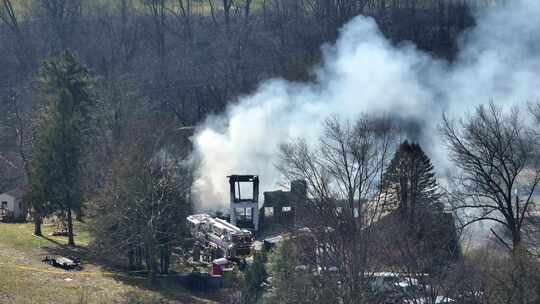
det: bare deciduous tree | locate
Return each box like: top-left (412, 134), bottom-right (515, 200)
top-left (38, 0), bottom-right (82, 50)
top-left (172, 0), bottom-right (194, 40)
top-left (278, 115), bottom-right (398, 304)
top-left (0, 0), bottom-right (36, 70)
top-left (441, 102), bottom-right (540, 253)
top-left (144, 0), bottom-right (167, 81)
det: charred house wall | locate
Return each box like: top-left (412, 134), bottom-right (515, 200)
top-left (260, 180), bottom-right (307, 232)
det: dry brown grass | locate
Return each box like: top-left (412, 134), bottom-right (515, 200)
top-left (0, 222), bottom-right (220, 304)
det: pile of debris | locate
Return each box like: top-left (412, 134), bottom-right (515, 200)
top-left (42, 256), bottom-right (83, 271)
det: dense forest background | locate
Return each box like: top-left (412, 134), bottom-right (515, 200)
top-left (3, 3), bottom-right (540, 304)
top-left (0, 0), bottom-right (479, 193)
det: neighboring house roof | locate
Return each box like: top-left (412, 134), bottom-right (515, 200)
top-left (2, 188), bottom-right (25, 201)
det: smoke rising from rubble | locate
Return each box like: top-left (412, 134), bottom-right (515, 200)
top-left (192, 0), bottom-right (540, 211)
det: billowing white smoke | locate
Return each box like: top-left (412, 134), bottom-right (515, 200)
top-left (192, 0), bottom-right (540, 211)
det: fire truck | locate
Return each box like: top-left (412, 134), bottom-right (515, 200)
top-left (187, 214), bottom-right (253, 261)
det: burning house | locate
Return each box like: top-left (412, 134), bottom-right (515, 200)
top-left (228, 175), bottom-right (260, 231)
top-left (188, 173), bottom-right (459, 273)
top-left (260, 180), bottom-right (307, 231)
top-left (187, 175), bottom-right (308, 262)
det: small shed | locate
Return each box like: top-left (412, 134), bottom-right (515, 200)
top-left (0, 188), bottom-right (25, 220)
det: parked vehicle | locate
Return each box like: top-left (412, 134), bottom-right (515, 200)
top-left (187, 214), bottom-right (253, 259)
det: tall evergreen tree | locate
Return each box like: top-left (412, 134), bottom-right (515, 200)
top-left (381, 140), bottom-right (442, 223)
top-left (27, 51), bottom-right (93, 246)
top-left (380, 141), bottom-right (460, 272)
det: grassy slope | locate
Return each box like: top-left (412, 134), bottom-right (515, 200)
top-left (0, 222), bottom-right (219, 304)
top-left (9, 0), bottom-right (266, 17)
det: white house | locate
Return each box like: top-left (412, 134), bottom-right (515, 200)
top-left (0, 188), bottom-right (25, 220)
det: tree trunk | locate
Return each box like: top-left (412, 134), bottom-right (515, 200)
top-left (67, 208), bottom-right (75, 246)
top-left (160, 245), bottom-right (170, 274)
top-left (75, 208), bottom-right (84, 222)
top-left (512, 246), bottom-right (527, 304)
top-left (134, 245), bottom-right (141, 268)
top-left (128, 247), bottom-right (135, 269)
top-left (34, 214), bottom-right (42, 236)
top-left (244, 0), bottom-right (252, 25)
top-left (223, 0), bottom-right (231, 29)
top-left (512, 228), bottom-right (522, 253)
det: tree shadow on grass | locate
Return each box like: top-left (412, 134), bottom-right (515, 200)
top-left (37, 234), bottom-right (66, 247)
top-left (107, 273), bottom-right (227, 303)
top-left (37, 235), bottom-right (224, 303)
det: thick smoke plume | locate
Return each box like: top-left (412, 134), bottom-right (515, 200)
top-left (193, 0), bottom-right (540, 210)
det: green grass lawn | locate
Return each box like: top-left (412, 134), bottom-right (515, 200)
top-left (0, 221), bottom-right (220, 304)
top-left (0, 222), bottom-right (91, 250)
